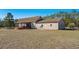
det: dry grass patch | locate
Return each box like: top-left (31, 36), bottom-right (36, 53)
top-left (0, 29), bottom-right (79, 49)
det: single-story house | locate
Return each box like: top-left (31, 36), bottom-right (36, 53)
top-left (16, 17), bottom-right (65, 30)
top-left (34, 18), bottom-right (65, 30)
top-left (16, 16), bottom-right (42, 29)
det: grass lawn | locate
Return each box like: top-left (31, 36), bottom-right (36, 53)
top-left (0, 29), bottom-right (79, 49)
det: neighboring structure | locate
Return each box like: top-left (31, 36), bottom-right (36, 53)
top-left (16, 17), bottom-right (65, 30)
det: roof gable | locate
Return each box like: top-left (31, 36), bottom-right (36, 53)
top-left (38, 18), bottom-right (62, 23)
top-left (16, 16), bottom-right (42, 23)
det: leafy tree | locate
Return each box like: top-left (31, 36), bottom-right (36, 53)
top-left (67, 23), bottom-right (75, 29)
top-left (0, 19), bottom-right (2, 27)
top-left (3, 13), bottom-right (15, 28)
top-left (75, 18), bottom-right (79, 27)
top-left (0, 19), bottom-right (4, 27)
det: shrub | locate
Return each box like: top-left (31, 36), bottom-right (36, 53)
top-left (67, 23), bottom-right (75, 29)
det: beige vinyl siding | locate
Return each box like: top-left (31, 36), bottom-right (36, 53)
top-left (35, 23), bottom-right (59, 30)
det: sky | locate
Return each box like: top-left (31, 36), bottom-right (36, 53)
top-left (0, 9), bottom-right (79, 19)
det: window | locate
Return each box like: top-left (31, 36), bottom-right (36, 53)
top-left (50, 24), bottom-right (52, 27)
top-left (40, 24), bottom-right (43, 28)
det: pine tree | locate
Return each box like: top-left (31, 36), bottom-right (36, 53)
top-left (3, 13), bottom-right (15, 28)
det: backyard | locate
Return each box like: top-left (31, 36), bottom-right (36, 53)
top-left (0, 29), bottom-right (79, 49)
